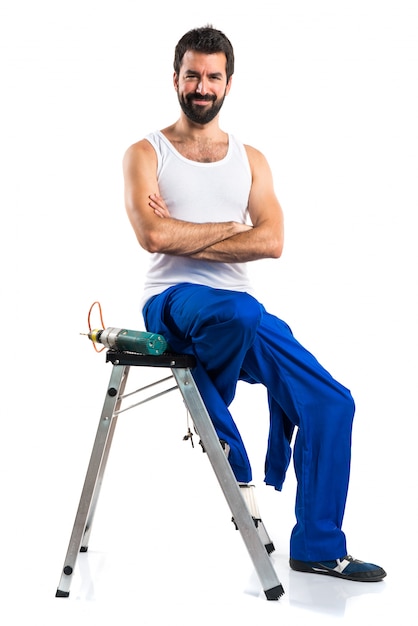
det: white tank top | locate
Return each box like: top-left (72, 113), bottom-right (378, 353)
top-left (141, 130), bottom-right (254, 307)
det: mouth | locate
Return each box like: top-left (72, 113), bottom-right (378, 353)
top-left (187, 94), bottom-right (215, 105)
top-left (192, 99), bottom-right (211, 106)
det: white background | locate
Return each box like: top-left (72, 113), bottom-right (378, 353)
top-left (1, 1), bottom-right (417, 624)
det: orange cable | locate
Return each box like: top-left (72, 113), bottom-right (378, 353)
top-left (87, 301), bottom-right (106, 352)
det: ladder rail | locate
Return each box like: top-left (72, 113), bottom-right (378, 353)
top-left (172, 368), bottom-right (284, 600)
top-left (56, 364), bottom-right (129, 597)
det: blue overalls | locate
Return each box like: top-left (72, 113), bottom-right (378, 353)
top-left (143, 283), bottom-right (355, 562)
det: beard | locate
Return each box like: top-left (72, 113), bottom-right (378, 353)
top-left (178, 90), bottom-right (226, 125)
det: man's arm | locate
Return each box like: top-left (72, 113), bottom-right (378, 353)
top-left (123, 140), bottom-right (251, 255)
top-left (147, 145), bottom-right (284, 263)
top-left (191, 146), bottom-right (284, 261)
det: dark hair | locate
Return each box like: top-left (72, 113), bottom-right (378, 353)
top-left (173, 26), bottom-right (235, 81)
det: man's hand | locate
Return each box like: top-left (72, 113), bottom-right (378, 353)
top-left (149, 193), bottom-right (171, 219)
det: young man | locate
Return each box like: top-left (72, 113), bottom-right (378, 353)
top-left (123, 26), bottom-right (386, 582)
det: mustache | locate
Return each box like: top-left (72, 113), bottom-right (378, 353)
top-left (186, 93), bottom-right (216, 103)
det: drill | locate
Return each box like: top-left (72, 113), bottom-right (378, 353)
top-left (87, 327), bottom-right (168, 355)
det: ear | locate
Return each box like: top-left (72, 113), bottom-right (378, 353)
top-left (173, 72), bottom-right (179, 91)
top-left (225, 75), bottom-right (233, 96)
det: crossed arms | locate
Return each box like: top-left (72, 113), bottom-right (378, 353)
top-left (123, 139), bottom-right (284, 263)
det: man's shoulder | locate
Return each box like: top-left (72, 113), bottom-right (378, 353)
top-left (126, 136), bottom-right (155, 153)
top-left (242, 143), bottom-right (263, 158)
top-left (123, 136), bottom-right (158, 170)
top-left (241, 143), bottom-right (268, 172)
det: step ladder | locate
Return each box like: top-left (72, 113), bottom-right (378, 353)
top-left (55, 350), bottom-right (284, 600)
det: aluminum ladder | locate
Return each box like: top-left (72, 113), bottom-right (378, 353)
top-left (55, 350), bottom-right (284, 600)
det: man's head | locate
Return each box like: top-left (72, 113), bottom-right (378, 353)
top-left (174, 26), bottom-right (235, 82)
top-left (173, 26), bottom-right (234, 125)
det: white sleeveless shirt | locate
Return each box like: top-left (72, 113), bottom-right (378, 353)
top-left (141, 130), bottom-right (254, 307)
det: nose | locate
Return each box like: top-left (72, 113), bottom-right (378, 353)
top-left (196, 78), bottom-right (208, 95)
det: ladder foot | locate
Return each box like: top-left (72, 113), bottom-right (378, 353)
top-left (265, 583), bottom-right (285, 601)
top-left (55, 589), bottom-right (70, 598)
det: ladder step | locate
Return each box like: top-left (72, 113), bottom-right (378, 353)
top-left (232, 484), bottom-right (275, 554)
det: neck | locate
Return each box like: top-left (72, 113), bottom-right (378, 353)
top-left (161, 117), bottom-right (229, 163)
top-left (171, 115), bottom-right (225, 141)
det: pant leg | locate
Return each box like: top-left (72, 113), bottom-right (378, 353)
top-left (241, 309), bottom-right (355, 562)
top-left (143, 284), bottom-right (264, 482)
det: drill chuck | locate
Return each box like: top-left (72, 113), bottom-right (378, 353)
top-left (89, 327), bottom-right (168, 355)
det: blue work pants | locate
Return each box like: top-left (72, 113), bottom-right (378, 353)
top-left (143, 283), bottom-right (355, 561)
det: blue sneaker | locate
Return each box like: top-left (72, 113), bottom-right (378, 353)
top-left (290, 555), bottom-right (386, 581)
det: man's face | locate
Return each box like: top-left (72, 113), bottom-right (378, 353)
top-left (174, 50), bottom-right (232, 125)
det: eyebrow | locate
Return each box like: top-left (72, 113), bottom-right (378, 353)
top-left (184, 70), bottom-right (224, 79)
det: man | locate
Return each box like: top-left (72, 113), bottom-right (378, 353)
top-left (123, 25), bottom-right (386, 583)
